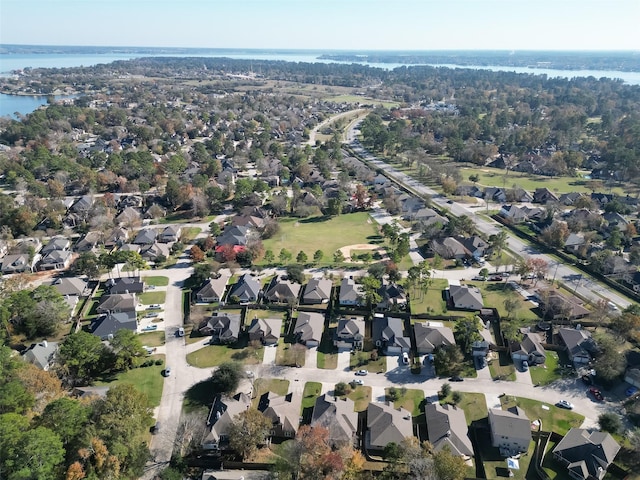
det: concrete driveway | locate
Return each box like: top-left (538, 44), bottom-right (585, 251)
top-left (262, 344), bottom-right (277, 365)
top-left (337, 350), bottom-right (352, 372)
top-left (304, 346), bottom-right (318, 369)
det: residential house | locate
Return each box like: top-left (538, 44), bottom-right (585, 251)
top-left (311, 395), bottom-right (358, 448)
top-left (216, 225), bottom-right (248, 246)
top-left (559, 328), bottom-right (595, 365)
top-left (339, 277), bottom-right (364, 306)
top-left (499, 205), bottom-right (530, 223)
top-left (533, 188), bottom-right (559, 204)
top-left (539, 291), bottom-right (590, 320)
top-left (602, 255), bottom-right (631, 276)
top-left (334, 317), bottom-right (365, 351)
top-left (461, 235), bottom-right (488, 259)
top-left (484, 187), bottom-right (508, 203)
top-left (509, 188), bottom-right (533, 203)
top-left (413, 208), bottom-right (449, 228)
top-left (96, 293), bottom-right (138, 313)
top-left (301, 278), bottom-right (332, 304)
top-left (424, 403), bottom-right (473, 459)
top-left (1, 253), bottom-right (38, 274)
top-left (448, 284), bottom-right (484, 311)
top-left (372, 314), bottom-right (411, 354)
top-left (198, 312), bottom-right (242, 344)
top-left (140, 242), bottom-right (171, 262)
top-left (39, 250), bottom-right (73, 271)
top-left (90, 311), bottom-right (137, 340)
top-left (52, 276), bottom-right (89, 297)
top-left (511, 332), bottom-right (546, 365)
top-left (107, 276), bottom-right (144, 294)
top-left (231, 214), bottom-right (266, 230)
top-left (247, 317), bottom-right (282, 345)
top-left (559, 192), bottom-right (585, 206)
top-left (293, 312), bottom-right (325, 347)
top-left (430, 237), bottom-right (468, 260)
top-left (23, 340), bottom-right (58, 371)
top-left (604, 212), bottom-right (630, 232)
top-left (104, 227), bottom-right (129, 249)
top-left (115, 207), bottom-right (142, 227)
top-left (75, 232), bottom-right (101, 252)
top-left (366, 402), bottom-right (414, 451)
top-left (70, 195), bottom-right (94, 215)
top-left (41, 236), bottom-right (71, 254)
top-left (377, 282), bottom-right (407, 309)
top-left (488, 407), bottom-right (531, 457)
top-left (228, 274), bottom-right (261, 303)
top-left (160, 225), bottom-right (182, 243)
top-left (258, 392), bottom-right (298, 440)
top-left (117, 194), bottom-right (143, 209)
top-left (196, 272), bottom-right (231, 303)
top-left (552, 428), bottom-right (620, 480)
top-left (414, 322), bottom-right (455, 355)
top-left (119, 243), bottom-right (141, 254)
top-left (263, 276), bottom-right (302, 303)
top-left (202, 392), bottom-right (252, 450)
top-left (564, 233), bottom-right (586, 255)
top-left (133, 228), bottom-right (157, 245)
top-left (454, 185), bottom-right (482, 198)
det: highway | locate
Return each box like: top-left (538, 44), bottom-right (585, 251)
top-left (346, 123), bottom-right (633, 309)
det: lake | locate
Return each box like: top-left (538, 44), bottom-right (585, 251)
top-left (1, 50), bottom-right (639, 117)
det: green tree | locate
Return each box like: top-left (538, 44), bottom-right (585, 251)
top-left (211, 362), bottom-right (243, 395)
top-left (296, 250), bottom-right (308, 264)
top-left (58, 331), bottom-right (109, 383)
top-left (111, 329), bottom-right (146, 370)
top-left (433, 445), bottom-right (467, 480)
top-left (264, 249), bottom-right (275, 264)
top-left (37, 397), bottom-right (91, 449)
top-left (503, 297), bottom-right (520, 320)
top-left (279, 248), bottom-right (292, 264)
top-left (593, 333), bottom-right (626, 384)
top-left (333, 250), bottom-right (345, 263)
top-left (433, 345), bottom-right (464, 377)
top-left (73, 251), bottom-right (101, 279)
top-left (313, 250), bottom-right (324, 264)
top-left (286, 264), bottom-right (305, 284)
top-left (454, 318), bottom-right (481, 354)
top-left (0, 413), bottom-right (30, 478)
top-left (228, 408), bottom-right (272, 460)
top-left (440, 382), bottom-right (452, 399)
top-left (11, 426), bottom-right (65, 480)
top-left (598, 412), bottom-right (622, 434)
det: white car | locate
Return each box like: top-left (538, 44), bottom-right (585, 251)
top-left (352, 379), bottom-right (364, 386)
top-left (355, 369), bottom-right (368, 376)
top-left (556, 400), bottom-right (574, 410)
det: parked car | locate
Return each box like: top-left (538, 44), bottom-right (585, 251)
top-left (625, 386), bottom-right (638, 397)
top-left (449, 376), bottom-right (464, 382)
top-left (402, 352), bottom-right (409, 365)
top-left (151, 422), bottom-right (161, 434)
top-left (472, 276), bottom-right (486, 281)
top-left (589, 387), bottom-right (604, 401)
top-left (147, 304), bottom-right (161, 309)
top-left (488, 275), bottom-right (503, 281)
top-left (556, 400), bottom-right (574, 409)
top-left (142, 324), bottom-right (158, 332)
top-left (147, 285), bottom-right (156, 290)
top-left (163, 367), bottom-right (171, 377)
top-left (177, 327), bottom-right (185, 337)
top-left (355, 369), bottom-right (368, 376)
top-left (352, 379), bottom-right (364, 386)
top-left (144, 312), bottom-right (158, 318)
top-left (522, 360), bottom-right (529, 371)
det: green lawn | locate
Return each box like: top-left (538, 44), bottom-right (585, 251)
top-left (96, 354), bottom-right (165, 407)
top-left (408, 279), bottom-right (448, 315)
top-left (144, 276), bottom-right (169, 287)
top-left (186, 340), bottom-right (264, 368)
top-left (261, 213), bottom-right (380, 265)
top-left (500, 395), bottom-right (584, 436)
top-left (530, 351), bottom-right (562, 386)
top-left (252, 379), bottom-right (289, 407)
top-left (457, 165), bottom-right (626, 196)
top-left (350, 350), bottom-right (386, 373)
top-left (275, 341), bottom-right (307, 367)
top-left (387, 387), bottom-right (424, 416)
top-left (138, 291), bottom-right (167, 305)
top-left (345, 385), bottom-right (372, 412)
top-left (181, 227), bottom-right (202, 243)
top-left (469, 281), bottom-right (540, 322)
top-left (317, 327), bottom-right (338, 370)
top-left (301, 382), bottom-right (323, 411)
top-left (138, 331), bottom-right (166, 347)
top-left (456, 392), bottom-right (488, 425)
top-left (482, 439), bottom-right (536, 480)
top-left (488, 351), bottom-right (516, 381)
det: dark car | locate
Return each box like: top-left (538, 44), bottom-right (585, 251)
top-left (449, 376), bottom-right (464, 382)
top-left (589, 387), bottom-right (604, 401)
top-left (488, 275), bottom-right (503, 281)
top-left (151, 422), bottom-right (161, 434)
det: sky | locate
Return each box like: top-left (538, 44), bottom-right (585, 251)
top-left (1, 0), bottom-right (639, 51)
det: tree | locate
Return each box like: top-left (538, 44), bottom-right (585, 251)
top-left (73, 251), bottom-right (101, 279)
top-left (10, 426), bottom-right (65, 480)
top-left (279, 248), bottom-right (293, 264)
top-left (503, 297), bottom-right (520, 320)
top-left (211, 362), bottom-right (243, 395)
top-left (333, 250), bottom-right (344, 263)
top-left (454, 318), bottom-right (482, 354)
top-left (110, 329), bottom-right (146, 371)
top-left (190, 245), bottom-right (205, 262)
top-left (264, 249), bottom-right (275, 264)
top-left (209, 221), bottom-right (222, 236)
top-left (488, 229), bottom-right (508, 259)
top-left (15, 363), bottom-right (63, 414)
top-left (0, 413), bottom-right (29, 479)
top-left (598, 412), bottom-right (622, 434)
top-left (368, 262), bottom-right (387, 280)
top-left (228, 408), bottom-right (272, 460)
top-left (433, 445), bottom-right (467, 480)
top-left (433, 345), bottom-right (464, 377)
top-left (38, 397), bottom-right (91, 449)
top-left (58, 331), bottom-right (109, 383)
top-left (362, 276), bottom-right (382, 309)
top-left (610, 312), bottom-right (640, 341)
top-left (440, 382), bottom-right (452, 399)
top-left (286, 264), bottom-right (305, 284)
top-left (313, 250), bottom-right (324, 264)
top-left (296, 250), bottom-right (308, 264)
top-left (479, 267), bottom-right (489, 280)
top-left (593, 333), bottom-right (626, 384)
top-left (451, 391), bottom-right (463, 405)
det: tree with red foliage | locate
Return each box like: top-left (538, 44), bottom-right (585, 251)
top-left (220, 244), bottom-right (237, 263)
top-left (190, 245), bottom-right (205, 262)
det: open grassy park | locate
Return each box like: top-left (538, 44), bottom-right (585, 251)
top-left (261, 212), bottom-right (381, 265)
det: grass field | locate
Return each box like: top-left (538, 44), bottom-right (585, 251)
top-left (96, 354), bottom-right (165, 407)
top-left (457, 392), bottom-right (488, 425)
top-left (252, 379), bottom-right (289, 407)
top-left (488, 351), bottom-right (516, 381)
top-left (500, 395), bottom-right (584, 436)
top-left (408, 278), bottom-right (449, 315)
top-left (469, 281), bottom-right (540, 321)
top-left (388, 387), bottom-right (424, 416)
top-left (138, 291), bottom-right (167, 305)
top-left (186, 339), bottom-right (264, 368)
top-left (145, 276), bottom-right (169, 287)
top-left (261, 213), bottom-right (380, 265)
top-left (457, 166), bottom-right (627, 197)
top-left (529, 351), bottom-right (562, 386)
top-left (350, 350), bottom-right (386, 373)
top-left (138, 331), bottom-right (166, 347)
top-left (275, 341), bottom-right (307, 367)
top-left (301, 382), bottom-right (323, 410)
top-left (181, 227), bottom-right (202, 243)
top-left (345, 385), bottom-right (372, 412)
top-left (324, 94), bottom-right (399, 109)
